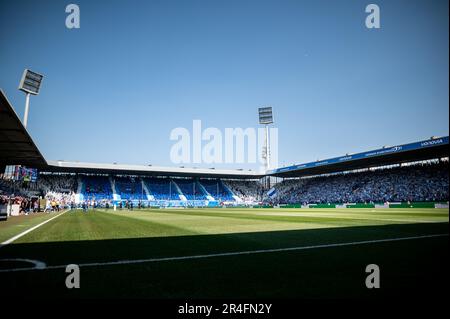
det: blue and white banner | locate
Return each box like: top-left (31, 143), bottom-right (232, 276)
top-left (267, 187), bottom-right (278, 199)
top-left (269, 136), bottom-right (449, 175)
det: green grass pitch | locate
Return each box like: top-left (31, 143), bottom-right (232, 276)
top-left (0, 207), bottom-right (448, 298)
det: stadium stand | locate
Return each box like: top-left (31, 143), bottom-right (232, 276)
top-left (226, 180), bottom-right (264, 202)
top-left (271, 162), bottom-right (449, 204)
top-left (35, 174), bottom-right (77, 206)
top-left (80, 175), bottom-right (112, 200)
top-left (143, 177), bottom-right (180, 200)
top-left (114, 176), bottom-right (145, 200)
top-left (1, 161), bottom-right (448, 210)
top-left (37, 174), bottom-right (77, 194)
top-left (200, 179), bottom-right (235, 201)
top-left (0, 179), bottom-right (32, 197)
top-left (175, 179), bottom-right (208, 200)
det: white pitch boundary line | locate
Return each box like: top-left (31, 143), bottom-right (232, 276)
top-left (0, 258), bottom-right (46, 270)
top-left (0, 233), bottom-right (447, 273)
top-left (0, 210), bottom-right (68, 249)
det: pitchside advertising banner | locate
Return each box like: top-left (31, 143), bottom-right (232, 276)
top-left (270, 136), bottom-right (449, 174)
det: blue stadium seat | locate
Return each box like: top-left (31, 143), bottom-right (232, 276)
top-left (173, 179), bottom-right (208, 200)
top-left (143, 178), bottom-right (180, 200)
top-left (81, 175), bottom-right (112, 200)
top-left (200, 179), bottom-right (234, 201)
top-left (114, 176), bottom-right (145, 200)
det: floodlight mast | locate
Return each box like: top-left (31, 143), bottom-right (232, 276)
top-left (23, 92), bottom-right (31, 128)
top-left (258, 107), bottom-right (274, 173)
top-left (265, 124), bottom-right (270, 170)
top-left (18, 69), bottom-right (43, 129)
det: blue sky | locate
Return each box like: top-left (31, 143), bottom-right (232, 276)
top-left (0, 0), bottom-right (448, 169)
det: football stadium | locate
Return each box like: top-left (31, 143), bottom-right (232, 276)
top-left (0, 0), bottom-right (448, 306)
top-left (0, 88), bottom-right (448, 299)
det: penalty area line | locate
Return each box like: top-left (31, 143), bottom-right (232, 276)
top-left (0, 210), bottom-right (68, 249)
top-left (0, 233), bottom-right (447, 273)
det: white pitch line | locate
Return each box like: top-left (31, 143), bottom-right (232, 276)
top-left (0, 233), bottom-right (447, 273)
top-left (0, 258), bottom-right (46, 270)
top-left (0, 210), bottom-right (68, 248)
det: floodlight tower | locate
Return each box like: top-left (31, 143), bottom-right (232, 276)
top-left (18, 69), bottom-right (44, 128)
top-left (258, 107), bottom-right (274, 172)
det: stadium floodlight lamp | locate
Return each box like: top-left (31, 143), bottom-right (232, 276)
top-left (258, 107), bottom-right (274, 125)
top-left (258, 107), bottom-right (274, 173)
top-left (18, 69), bottom-right (44, 128)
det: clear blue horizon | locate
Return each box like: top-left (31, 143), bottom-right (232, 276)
top-left (1, 0), bottom-right (448, 170)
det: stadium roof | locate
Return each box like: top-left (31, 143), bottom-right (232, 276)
top-left (44, 160), bottom-right (263, 179)
top-left (0, 89), bottom-right (47, 168)
top-left (268, 136), bottom-right (449, 178)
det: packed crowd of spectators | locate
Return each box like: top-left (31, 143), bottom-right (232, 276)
top-left (271, 162), bottom-right (449, 204)
top-left (1, 162), bottom-right (448, 214)
top-left (225, 180), bottom-right (264, 202)
top-left (0, 179), bottom-right (35, 197)
top-left (37, 174), bottom-right (77, 209)
top-left (0, 194), bottom-right (40, 214)
top-left (1, 177), bottom-right (38, 215)
top-left (37, 174), bottom-right (77, 193)
top-left (0, 174), bottom-right (78, 215)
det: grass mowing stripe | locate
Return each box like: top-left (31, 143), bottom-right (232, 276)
top-left (220, 211), bottom-right (444, 224)
top-left (146, 208), bottom-right (429, 226)
top-left (0, 212), bottom-right (67, 243)
top-left (253, 210), bottom-right (449, 218)
top-left (0, 233), bottom-right (447, 273)
top-left (149, 209), bottom-right (352, 225)
top-left (12, 210), bottom-right (200, 243)
top-left (0, 210), bottom-right (68, 248)
top-left (93, 208), bottom-right (448, 224)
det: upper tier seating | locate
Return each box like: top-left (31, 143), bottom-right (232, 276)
top-left (174, 179), bottom-right (208, 200)
top-left (200, 179), bottom-right (234, 201)
top-left (81, 175), bottom-right (112, 200)
top-left (143, 178), bottom-right (180, 200)
top-left (115, 176), bottom-right (145, 200)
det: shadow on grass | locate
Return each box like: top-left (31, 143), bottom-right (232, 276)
top-left (0, 222), bottom-right (448, 299)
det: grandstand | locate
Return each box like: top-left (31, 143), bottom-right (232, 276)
top-left (17, 160), bottom-right (445, 208)
top-left (173, 179), bottom-right (208, 201)
top-left (79, 175), bottom-right (112, 201)
top-left (200, 179), bottom-right (235, 202)
top-left (270, 162), bottom-right (448, 205)
top-left (143, 177), bottom-right (180, 201)
top-left (113, 176), bottom-right (145, 201)
top-left (1, 88), bottom-right (449, 208)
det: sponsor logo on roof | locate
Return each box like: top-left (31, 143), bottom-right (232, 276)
top-left (421, 139), bottom-right (444, 147)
